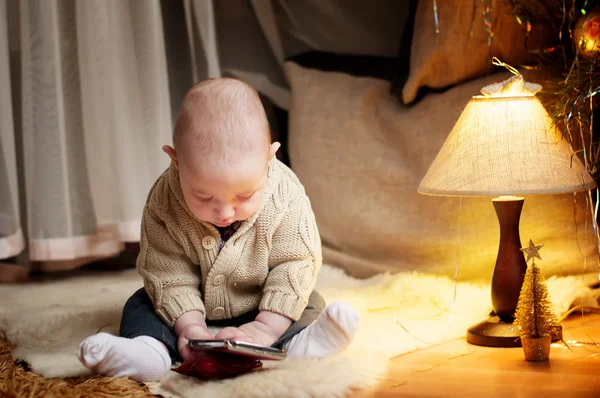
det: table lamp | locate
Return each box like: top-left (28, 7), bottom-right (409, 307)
top-left (417, 68), bottom-right (596, 347)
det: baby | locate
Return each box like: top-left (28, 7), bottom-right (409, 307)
top-left (77, 78), bottom-right (359, 382)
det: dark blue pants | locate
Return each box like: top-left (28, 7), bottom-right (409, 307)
top-left (119, 288), bottom-right (325, 361)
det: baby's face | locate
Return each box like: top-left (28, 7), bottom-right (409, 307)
top-left (178, 156), bottom-right (268, 227)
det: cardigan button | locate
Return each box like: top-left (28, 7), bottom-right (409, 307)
top-left (212, 307), bottom-right (225, 317)
top-left (213, 275), bottom-right (225, 285)
top-left (202, 236), bottom-right (216, 250)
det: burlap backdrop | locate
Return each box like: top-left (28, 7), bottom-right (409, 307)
top-left (286, 62), bottom-right (596, 281)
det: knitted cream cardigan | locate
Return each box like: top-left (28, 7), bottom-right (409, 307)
top-left (137, 159), bottom-right (322, 327)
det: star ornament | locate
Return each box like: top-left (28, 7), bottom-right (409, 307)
top-left (520, 239), bottom-right (543, 263)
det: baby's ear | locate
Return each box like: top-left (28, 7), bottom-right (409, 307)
top-left (269, 142), bottom-right (281, 160)
top-left (162, 145), bottom-right (179, 169)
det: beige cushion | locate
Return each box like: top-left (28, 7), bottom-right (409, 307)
top-left (403, 0), bottom-right (549, 104)
top-left (285, 61), bottom-right (595, 281)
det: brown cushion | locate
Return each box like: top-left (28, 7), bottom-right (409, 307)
top-left (285, 61), bottom-right (595, 280)
top-left (402, 0), bottom-right (549, 104)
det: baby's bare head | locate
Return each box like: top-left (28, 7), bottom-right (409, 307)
top-left (168, 78), bottom-right (276, 226)
top-left (173, 78), bottom-right (271, 170)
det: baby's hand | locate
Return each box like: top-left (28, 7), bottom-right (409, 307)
top-left (178, 324), bottom-right (214, 362)
top-left (215, 321), bottom-right (278, 347)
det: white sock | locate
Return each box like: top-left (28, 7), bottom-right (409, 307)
top-left (77, 332), bottom-right (171, 382)
top-left (283, 302), bottom-right (359, 359)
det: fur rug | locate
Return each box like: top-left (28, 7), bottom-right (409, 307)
top-left (0, 265), bottom-right (593, 398)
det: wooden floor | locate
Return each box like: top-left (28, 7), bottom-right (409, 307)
top-left (354, 313), bottom-right (600, 398)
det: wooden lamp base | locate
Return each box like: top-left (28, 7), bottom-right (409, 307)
top-left (466, 316), bottom-right (522, 347)
top-left (465, 196), bottom-right (563, 348)
top-left (466, 316), bottom-right (563, 347)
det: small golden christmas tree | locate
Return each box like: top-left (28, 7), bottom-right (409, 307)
top-left (514, 239), bottom-right (560, 361)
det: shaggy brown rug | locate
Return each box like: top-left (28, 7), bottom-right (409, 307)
top-left (0, 337), bottom-right (152, 397)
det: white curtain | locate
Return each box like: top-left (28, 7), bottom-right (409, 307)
top-left (0, 0), bottom-right (406, 268)
top-left (0, 0), bottom-right (23, 260)
top-left (2, 0), bottom-right (172, 265)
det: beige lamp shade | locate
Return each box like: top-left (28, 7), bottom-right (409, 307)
top-left (418, 75), bottom-right (596, 196)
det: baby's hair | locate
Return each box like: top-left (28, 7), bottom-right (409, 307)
top-left (173, 78), bottom-right (271, 164)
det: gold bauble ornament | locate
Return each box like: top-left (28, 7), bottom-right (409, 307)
top-left (574, 9), bottom-right (600, 58)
